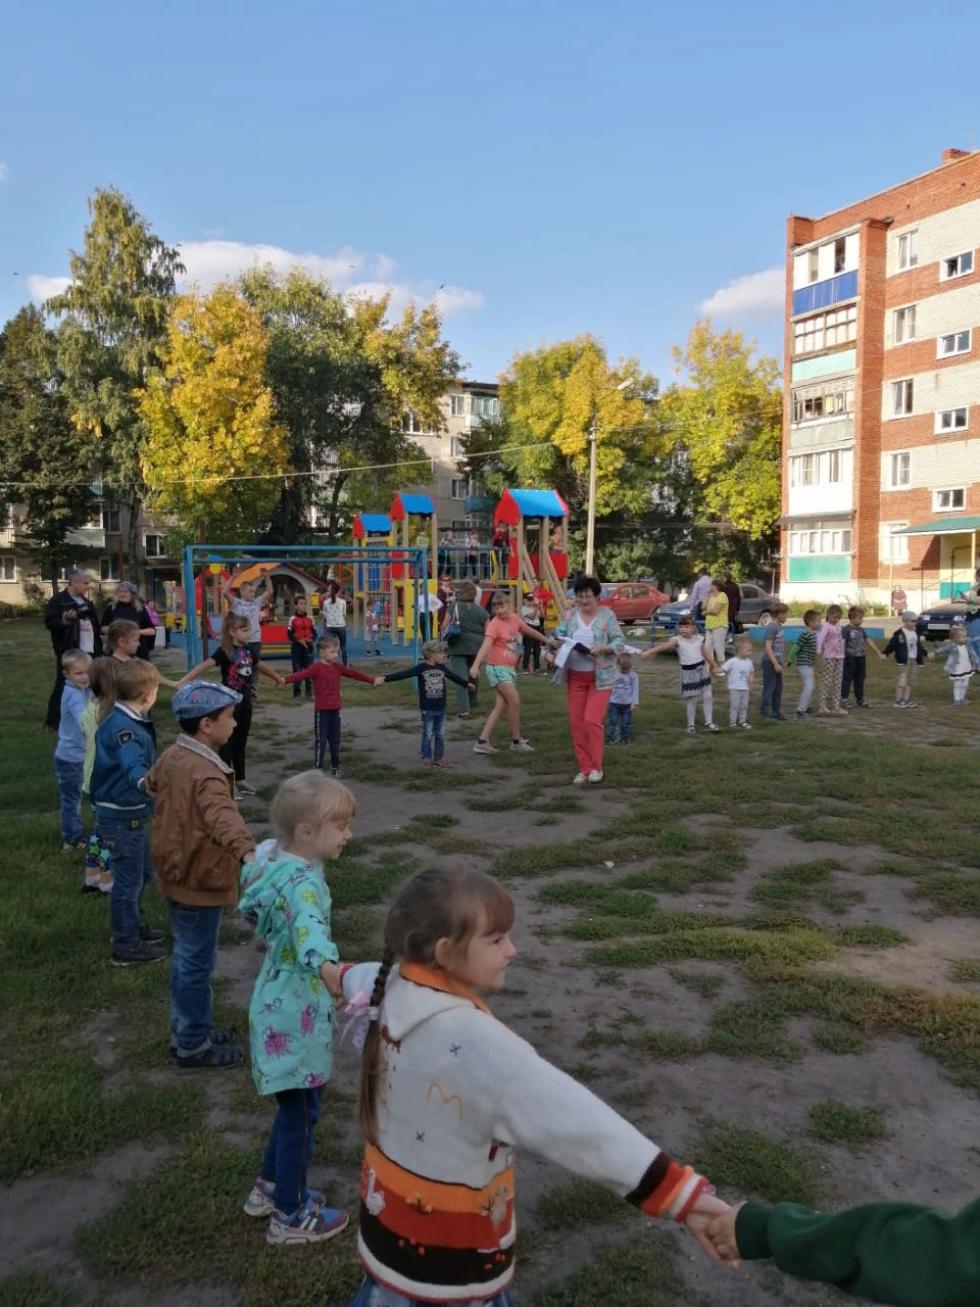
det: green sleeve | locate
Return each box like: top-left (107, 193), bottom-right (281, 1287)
top-left (737, 1197), bottom-right (980, 1306)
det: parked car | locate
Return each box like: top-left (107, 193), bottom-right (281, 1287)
top-left (600, 581), bottom-right (670, 623)
top-left (652, 583), bottom-right (779, 637)
top-left (916, 598), bottom-right (969, 642)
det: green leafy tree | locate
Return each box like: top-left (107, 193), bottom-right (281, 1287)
top-left (138, 286), bottom-right (291, 541)
top-left (0, 306), bottom-right (96, 588)
top-left (48, 188), bottom-right (183, 572)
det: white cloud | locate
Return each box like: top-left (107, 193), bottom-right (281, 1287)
top-left (699, 266), bottom-right (784, 319)
top-left (0, 163), bottom-right (9, 183)
top-left (26, 274), bottom-right (70, 302)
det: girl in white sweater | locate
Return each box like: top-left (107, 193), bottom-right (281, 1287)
top-left (345, 868), bottom-right (729, 1307)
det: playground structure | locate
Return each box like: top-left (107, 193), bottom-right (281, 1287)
top-left (173, 486), bottom-right (572, 665)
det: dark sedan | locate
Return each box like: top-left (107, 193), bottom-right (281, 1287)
top-left (917, 599), bottom-right (970, 642)
top-left (652, 583), bottom-right (779, 637)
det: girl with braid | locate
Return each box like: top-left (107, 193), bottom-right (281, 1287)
top-left (340, 867), bottom-right (731, 1307)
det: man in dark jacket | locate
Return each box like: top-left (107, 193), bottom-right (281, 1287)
top-left (44, 570), bottom-right (104, 729)
top-left (722, 573), bottom-right (742, 633)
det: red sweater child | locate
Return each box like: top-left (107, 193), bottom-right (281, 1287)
top-left (287, 613), bottom-right (316, 645)
top-left (284, 660), bottom-right (375, 709)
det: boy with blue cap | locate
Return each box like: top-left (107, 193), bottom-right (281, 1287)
top-left (146, 681), bottom-right (256, 1070)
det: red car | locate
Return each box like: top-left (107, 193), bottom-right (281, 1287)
top-left (600, 582), bottom-right (669, 623)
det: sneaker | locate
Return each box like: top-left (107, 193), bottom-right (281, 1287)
top-left (244, 1179), bottom-right (328, 1219)
top-left (905, 700), bottom-right (918, 709)
top-left (111, 942), bottom-right (167, 968)
top-left (457, 711), bottom-right (471, 719)
top-left (419, 758), bottom-right (432, 768)
top-left (237, 781), bottom-right (257, 797)
top-left (81, 882), bottom-right (102, 895)
top-left (857, 699), bottom-right (872, 708)
top-left (175, 1042), bottom-right (245, 1071)
top-left (587, 770), bottom-right (603, 783)
top-left (139, 924), bottom-right (165, 943)
top-left (741, 722), bottom-right (753, 730)
top-left (705, 723), bottom-right (720, 733)
top-left (892, 701), bottom-right (905, 708)
top-left (795, 711), bottom-right (806, 719)
top-left (773, 714), bottom-right (787, 722)
top-left (234, 788), bottom-right (246, 801)
top-left (169, 1026), bottom-right (238, 1060)
top-left (62, 839), bottom-right (86, 852)
top-left (266, 1198), bottom-right (350, 1246)
top-left (572, 772), bottom-right (587, 785)
top-left (685, 725), bottom-right (696, 734)
top-left (433, 759), bottom-right (451, 769)
top-left (331, 767), bottom-right (343, 778)
top-left (473, 740), bottom-right (497, 754)
top-left (511, 739), bottom-right (535, 753)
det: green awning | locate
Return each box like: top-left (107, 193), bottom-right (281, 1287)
top-left (894, 515), bottom-right (980, 536)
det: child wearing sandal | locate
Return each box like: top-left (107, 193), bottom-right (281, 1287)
top-left (380, 639), bottom-right (474, 768)
top-left (239, 771), bottom-right (354, 1246)
top-left (345, 867), bottom-right (729, 1306)
top-left (642, 615), bottom-right (720, 733)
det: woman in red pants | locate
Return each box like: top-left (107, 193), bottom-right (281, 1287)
top-left (551, 576), bottom-right (625, 784)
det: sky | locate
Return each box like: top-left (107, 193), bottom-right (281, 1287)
top-left (2, 0), bottom-right (980, 388)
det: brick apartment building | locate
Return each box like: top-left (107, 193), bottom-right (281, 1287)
top-left (781, 148), bottom-right (980, 608)
top-left (399, 379), bottom-right (500, 529)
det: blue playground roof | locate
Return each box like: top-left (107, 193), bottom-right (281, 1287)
top-left (398, 493), bottom-right (435, 515)
top-left (509, 489), bottom-right (568, 518)
top-left (359, 513), bottom-right (391, 533)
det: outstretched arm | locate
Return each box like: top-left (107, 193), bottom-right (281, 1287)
top-left (641, 638), bottom-right (677, 660)
top-left (256, 658), bottom-right (284, 685)
top-left (176, 656), bottom-right (218, 688)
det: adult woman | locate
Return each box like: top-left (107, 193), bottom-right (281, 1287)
top-left (964, 567), bottom-right (980, 664)
top-left (446, 580), bottom-right (487, 718)
top-left (100, 581), bottom-right (157, 660)
top-left (552, 575), bottom-right (625, 784)
top-left (321, 580), bottom-right (348, 665)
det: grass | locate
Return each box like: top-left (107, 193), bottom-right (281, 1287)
top-left (950, 960), bottom-right (980, 983)
top-left (536, 1235), bottom-right (686, 1306)
top-left (806, 1100), bottom-right (888, 1149)
top-left (668, 966), bottom-right (726, 999)
top-left (909, 873), bottom-right (980, 916)
top-left (534, 1178), bottom-right (632, 1231)
top-left (694, 1120), bottom-right (823, 1205)
top-left (0, 1270), bottom-right (80, 1307)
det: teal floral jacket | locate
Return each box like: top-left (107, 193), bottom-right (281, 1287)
top-left (553, 606), bottom-right (626, 691)
top-left (239, 842), bottom-right (340, 1095)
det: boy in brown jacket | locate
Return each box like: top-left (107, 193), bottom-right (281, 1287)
top-left (147, 681), bottom-right (256, 1070)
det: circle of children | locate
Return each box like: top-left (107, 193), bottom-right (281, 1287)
top-left (47, 567), bottom-right (979, 1307)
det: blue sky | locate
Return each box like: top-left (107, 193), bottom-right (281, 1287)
top-left (2, 0), bottom-right (979, 387)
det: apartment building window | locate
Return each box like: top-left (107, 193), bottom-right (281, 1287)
top-left (789, 449), bottom-right (846, 488)
top-left (788, 527), bottom-right (852, 555)
top-left (144, 534), bottom-right (163, 557)
top-left (935, 407), bottom-right (968, 434)
top-left (101, 503), bottom-right (121, 533)
top-left (891, 379), bottom-right (914, 416)
top-left (807, 248), bottom-right (819, 283)
top-left (898, 231), bottom-right (918, 270)
top-left (941, 250), bottom-right (974, 281)
top-left (793, 305), bottom-right (857, 354)
top-left (450, 394), bottom-right (466, 417)
top-left (792, 377), bottom-right (855, 423)
top-left (888, 452), bottom-right (911, 488)
top-left (938, 329), bottom-right (971, 358)
top-left (893, 305), bottom-right (916, 343)
top-left (933, 486), bottom-right (965, 511)
top-left (450, 437), bottom-right (465, 457)
top-left (0, 555), bottom-right (16, 582)
top-left (401, 410), bottom-right (426, 434)
top-left (472, 394), bottom-right (499, 419)
top-left (880, 523), bottom-right (909, 564)
top-left (450, 478), bottom-right (469, 500)
top-left (99, 557), bottom-right (118, 582)
top-left (833, 237), bottom-right (846, 274)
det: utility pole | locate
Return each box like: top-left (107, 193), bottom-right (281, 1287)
top-left (585, 407), bottom-right (598, 576)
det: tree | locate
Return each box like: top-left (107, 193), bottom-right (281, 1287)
top-left (138, 286), bottom-right (291, 541)
top-left (658, 320), bottom-right (782, 573)
top-left (48, 188), bottom-right (183, 572)
top-left (0, 306), bottom-right (96, 587)
top-left (238, 269), bottom-right (461, 541)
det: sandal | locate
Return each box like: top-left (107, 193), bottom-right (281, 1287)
top-left (169, 1026), bottom-right (237, 1058)
top-left (175, 1042), bottom-right (244, 1071)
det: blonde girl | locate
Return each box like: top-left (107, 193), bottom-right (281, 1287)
top-left (469, 591), bottom-right (548, 754)
top-left (642, 614), bottom-right (720, 733)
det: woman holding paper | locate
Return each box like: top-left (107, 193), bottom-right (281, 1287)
top-left (551, 575), bottom-right (625, 784)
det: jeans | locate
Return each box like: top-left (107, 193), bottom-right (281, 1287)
top-left (259, 1085), bottom-right (324, 1216)
top-left (420, 710), bottom-right (446, 760)
top-left (566, 670), bottom-right (611, 775)
top-left (351, 1276), bottom-right (514, 1307)
top-left (760, 660), bottom-right (783, 717)
top-left (796, 664), bottom-right (815, 714)
top-left (326, 627), bottom-right (348, 665)
top-left (605, 702), bottom-right (633, 742)
top-left (54, 756), bottom-right (84, 844)
top-left (290, 641), bottom-right (314, 695)
top-left (219, 697), bottom-right (253, 781)
top-left (167, 900), bottom-right (223, 1056)
top-left (99, 811), bottom-right (153, 953)
top-left (841, 654), bottom-right (866, 703)
top-left (315, 708), bottom-right (342, 769)
top-left (449, 654), bottom-right (478, 713)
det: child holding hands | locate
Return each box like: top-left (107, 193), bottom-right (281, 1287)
top-left (643, 615), bottom-right (719, 733)
top-left (380, 638), bottom-right (474, 768)
top-left (719, 636), bottom-right (755, 729)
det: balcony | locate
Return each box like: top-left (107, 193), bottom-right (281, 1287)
top-left (66, 525), bottom-right (108, 548)
top-left (793, 270), bottom-right (859, 317)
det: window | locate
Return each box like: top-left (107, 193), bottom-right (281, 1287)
top-left (793, 304), bottom-right (857, 354)
top-left (101, 503), bottom-right (121, 533)
top-left (893, 305), bottom-right (916, 343)
top-left (891, 379), bottom-right (914, 416)
top-left (807, 248), bottom-right (819, 283)
top-left (99, 556), bottom-right (118, 582)
top-left (788, 527), bottom-right (852, 555)
top-left (0, 555), bottom-right (15, 582)
top-left (833, 237), bottom-right (846, 274)
top-left (144, 534), bottom-right (163, 557)
top-left (888, 452), bottom-right (911, 488)
top-left (881, 523), bottom-right (909, 564)
top-left (938, 329), bottom-right (971, 358)
top-left (401, 411), bottom-right (426, 434)
top-left (789, 448), bottom-right (848, 488)
top-left (826, 449), bottom-right (841, 482)
top-left (472, 394), bottom-right (499, 419)
top-left (450, 478), bottom-right (469, 500)
top-left (791, 377), bottom-right (855, 423)
top-left (450, 394), bottom-right (466, 417)
top-left (898, 231), bottom-right (918, 270)
top-left (933, 486), bottom-right (966, 511)
top-left (941, 250), bottom-right (974, 280)
top-left (935, 407), bottom-right (969, 433)
top-left (450, 437), bottom-right (465, 457)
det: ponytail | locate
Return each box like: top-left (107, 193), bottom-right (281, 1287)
top-left (358, 947), bottom-right (395, 1145)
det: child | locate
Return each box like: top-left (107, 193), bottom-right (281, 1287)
top-left (883, 611), bottom-right (929, 708)
top-left (146, 681), bottom-right (256, 1069)
top-left (642, 615), bottom-right (720, 733)
top-left (707, 1192), bottom-right (980, 1306)
top-left (364, 599), bottom-right (383, 656)
top-left (703, 578), bottom-right (730, 668)
top-left (89, 659), bottom-right (163, 966)
top-left (719, 637), bottom-right (754, 729)
top-left (347, 867), bottom-right (728, 1305)
top-left (80, 658), bottom-right (119, 895)
top-left (380, 639), bottom-right (474, 768)
top-left (286, 596), bottom-right (316, 697)
top-left (221, 567), bottom-right (271, 664)
top-left (816, 605), bottom-right (847, 717)
top-left (54, 650), bottom-right (92, 850)
top-left (606, 653), bottom-right (639, 743)
top-left (282, 633), bottom-right (377, 776)
top-left (935, 624), bottom-right (980, 703)
top-left (791, 610), bottom-right (818, 719)
top-left (520, 594), bottom-right (545, 674)
top-left (469, 591), bottom-right (548, 754)
top-left (840, 606), bottom-right (885, 708)
top-left (179, 612), bottom-right (284, 798)
top-left (106, 618), bottom-right (142, 661)
top-left (239, 771), bottom-right (353, 1246)
top-left (760, 603), bottom-right (789, 720)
